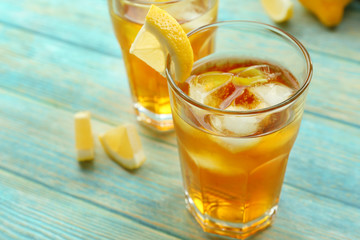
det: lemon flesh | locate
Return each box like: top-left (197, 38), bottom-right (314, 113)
top-left (74, 111), bottom-right (94, 161)
top-left (99, 124), bottom-right (146, 170)
top-left (261, 0), bottom-right (294, 23)
top-left (130, 5), bottom-right (194, 83)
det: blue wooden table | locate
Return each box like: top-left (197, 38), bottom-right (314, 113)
top-left (1, 0), bottom-right (359, 239)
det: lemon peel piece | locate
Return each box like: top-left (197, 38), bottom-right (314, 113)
top-left (99, 123), bottom-right (146, 170)
top-left (231, 67), bottom-right (268, 86)
top-left (74, 111), bottom-right (94, 161)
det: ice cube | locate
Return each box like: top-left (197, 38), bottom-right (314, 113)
top-left (188, 72), bottom-right (233, 105)
top-left (167, 0), bottom-right (216, 32)
top-left (209, 83), bottom-right (293, 138)
top-left (164, 0), bottom-right (205, 26)
top-left (185, 147), bottom-right (248, 174)
top-left (222, 115), bottom-right (261, 136)
top-left (251, 83), bottom-right (294, 107)
top-left (233, 88), bottom-right (262, 109)
top-left (210, 134), bottom-right (260, 154)
top-left (185, 148), bottom-right (223, 173)
top-left (204, 82), bottom-right (244, 109)
top-left (210, 106), bottom-right (264, 136)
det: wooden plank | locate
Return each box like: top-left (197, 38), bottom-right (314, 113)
top-left (286, 114), bottom-right (360, 208)
top-left (269, 184), bottom-right (360, 240)
top-left (0, 0), bottom-right (119, 57)
top-left (2, 168), bottom-right (359, 240)
top-left (0, 90), bottom-right (203, 239)
top-left (0, 0), bottom-right (358, 239)
top-left (0, 0), bottom-right (359, 62)
top-left (0, 21), bottom-right (359, 128)
top-left (219, 1), bottom-right (360, 62)
top-left (0, 86), bottom-right (359, 239)
top-left (0, 169), bottom-right (179, 240)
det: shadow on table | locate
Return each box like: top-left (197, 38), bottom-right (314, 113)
top-left (78, 160), bottom-right (95, 171)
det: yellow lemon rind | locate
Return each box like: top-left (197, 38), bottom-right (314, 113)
top-left (99, 124), bottom-right (146, 170)
top-left (74, 111), bottom-right (94, 161)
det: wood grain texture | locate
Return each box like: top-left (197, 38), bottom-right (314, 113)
top-left (0, 0), bottom-right (359, 239)
top-left (0, 0), bottom-right (118, 57)
top-left (0, 18), bottom-right (359, 127)
top-left (0, 86), bottom-right (359, 239)
top-left (0, 169), bottom-right (180, 240)
top-left (1, 0), bottom-right (359, 61)
top-left (219, 0), bottom-right (360, 62)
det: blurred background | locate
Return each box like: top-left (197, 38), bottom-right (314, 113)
top-left (0, 0), bottom-right (359, 239)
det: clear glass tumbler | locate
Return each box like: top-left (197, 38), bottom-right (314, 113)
top-left (166, 21), bottom-right (313, 238)
top-left (108, 0), bottom-right (218, 132)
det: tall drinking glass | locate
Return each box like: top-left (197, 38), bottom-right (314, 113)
top-left (166, 21), bottom-right (312, 238)
top-left (108, 0), bottom-right (218, 132)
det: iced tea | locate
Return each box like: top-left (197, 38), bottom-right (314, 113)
top-left (173, 57), bottom-right (302, 235)
top-left (167, 21), bottom-right (312, 239)
top-left (108, 0), bottom-right (218, 131)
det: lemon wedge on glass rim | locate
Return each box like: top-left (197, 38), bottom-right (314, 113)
top-left (129, 5), bottom-right (194, 83)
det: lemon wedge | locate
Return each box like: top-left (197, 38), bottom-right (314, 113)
top-left (99, 123), bottom-right (146, 170)
top-left (129, 5), bottom-right (194, 83)
top-left (74, 111), bottom-right (94, 161)
top-left (261, 0), bottom-right (294, 23)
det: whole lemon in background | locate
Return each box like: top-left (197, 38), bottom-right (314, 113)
top-left (299, 0), bottom-right (353, 27)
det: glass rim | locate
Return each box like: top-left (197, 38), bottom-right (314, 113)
top-left (166, 20), bottom-right (313, 115)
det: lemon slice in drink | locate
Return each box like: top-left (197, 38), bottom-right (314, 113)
top-left (261, 0), bottom-right (294, 23)
top-left (130, 5), bottom-right (194, 82)
top-left (99, 124), bottom-right (146, 170)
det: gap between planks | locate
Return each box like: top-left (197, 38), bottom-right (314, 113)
top-left (0, 168), bottom-right (183, 240)
top-left (0, 15), bottom-right (359, 73)
top-left (0, 86), bottom-right (359, 212)
top-left (0, 86), bottom-right (179, 148)
top-left (0, 166), bottom-right (185, 240)
top-left (0, 76), bottom-right (358, 148)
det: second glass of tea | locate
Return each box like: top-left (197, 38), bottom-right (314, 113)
top-left (166, 21), bottom-right (313, 238)
top-left (108, 0), bottom-right (219, 131)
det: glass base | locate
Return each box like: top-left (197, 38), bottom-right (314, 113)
top-left (133, 103), bottom-right (174, 132)
top-left (185, 194), bottom-right (277, 239)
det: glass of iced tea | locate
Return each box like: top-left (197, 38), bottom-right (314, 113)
top-left (108, 0), bottom-right (218, 132)
top-left (166, 21), bottom-right (312, 238)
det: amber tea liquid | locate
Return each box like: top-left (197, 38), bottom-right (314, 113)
top-left (108, 0), bottom-right (218, 131)
top-left (172, 57), bottom-right (303, 237)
